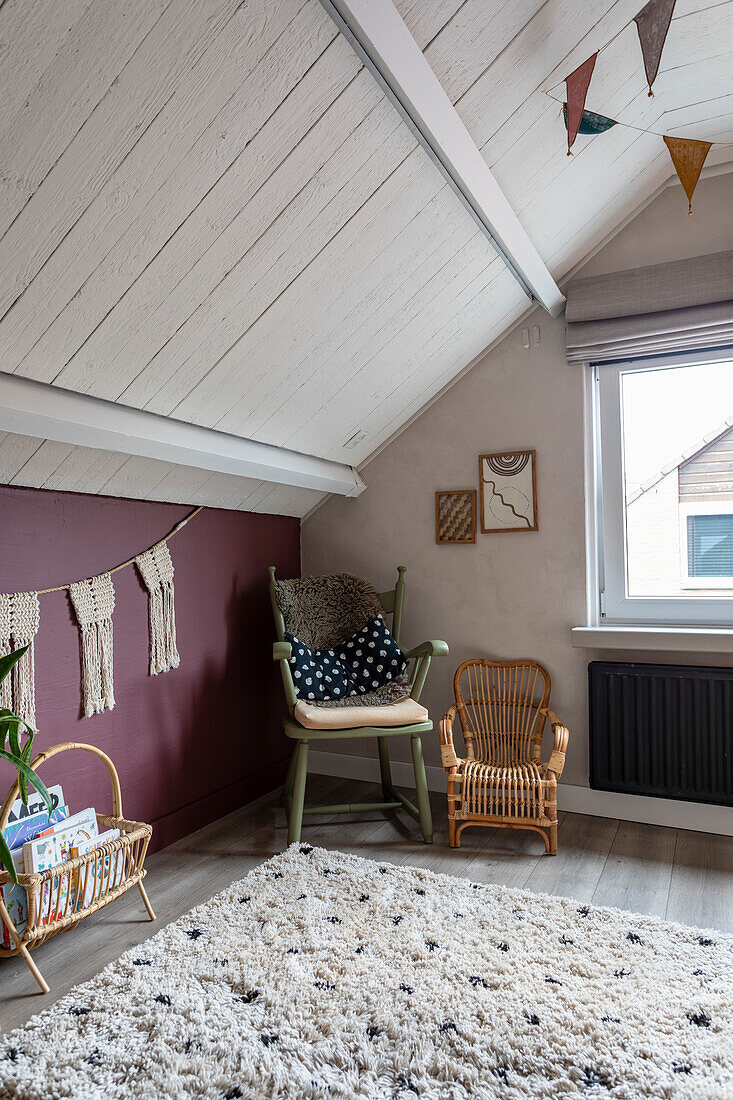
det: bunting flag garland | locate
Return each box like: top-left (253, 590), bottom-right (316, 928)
top-left (546, 1), bottom-right (730, 214)
top-left (0, 592), bottom-right (40, 728)
top-left (663, 136), bottom-right (713, 214)
top-left (69, 574), bottom-right (116, 718)
top-left (564, 53), bottom-right (598, 154)
top-left (135, 541), bottom-right (180, 676)
top-left (634, 0), bottom-right (676, 96)
top-left (563, 103), bottom-right (617, 136)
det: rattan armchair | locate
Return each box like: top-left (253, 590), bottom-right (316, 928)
top-left (439, 659), bottom-right (570, 855)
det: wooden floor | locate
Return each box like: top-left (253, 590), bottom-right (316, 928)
top-left (1, 774), bottom-right (731, 1034)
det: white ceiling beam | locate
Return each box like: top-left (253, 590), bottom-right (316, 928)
top-left (319, 0), bottom-right (565, 317)
top-left (0, 372), bottom-right (366, 498)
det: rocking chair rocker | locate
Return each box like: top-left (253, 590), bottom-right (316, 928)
top-left (269, 565), bottom-right (448, 846)
top-left (439, 659), bottom-right (570, 854)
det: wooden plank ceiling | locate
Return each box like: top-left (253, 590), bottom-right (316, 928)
top-left (0, 0), bottom-right (730, 515)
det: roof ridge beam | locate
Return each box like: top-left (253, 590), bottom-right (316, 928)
top-left (319, 0), bottom-right (565, 317)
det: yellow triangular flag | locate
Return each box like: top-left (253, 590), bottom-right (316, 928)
top-left (663, 136), bottom-right (712, 214)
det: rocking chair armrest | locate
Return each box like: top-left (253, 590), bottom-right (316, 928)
top-left (439, 705), bottom-right (461, 771)
top-left (403, 640), bottom-right (449, 659)
top-left (540, 708), bottom-right (570, 779)
top-left (405, 641), bottom-right (448, 703)
top-left (272, 642), bottom-right (297, 710)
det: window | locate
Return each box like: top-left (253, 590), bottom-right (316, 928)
top-left (593, 349), bottom-right (733, 625)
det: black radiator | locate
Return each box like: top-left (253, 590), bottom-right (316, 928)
top-left (588, 661), bottom-right (733, 806)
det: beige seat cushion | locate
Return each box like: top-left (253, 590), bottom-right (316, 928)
top-left (294, 696), bottom-right (429, 730)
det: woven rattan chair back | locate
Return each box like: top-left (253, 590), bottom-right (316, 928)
top-left (454, 659), bottom-right (551, 766)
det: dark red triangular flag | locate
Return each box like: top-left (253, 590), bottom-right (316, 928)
top-left (634, 0), bottom-right (676, 95)
top-left (663, 136), bottom-right (712, 214)
top-left (565, 54), bottom-right (598, 154)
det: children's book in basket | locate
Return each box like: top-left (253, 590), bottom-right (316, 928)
top-left (1, 787), bottom-right (125, 947)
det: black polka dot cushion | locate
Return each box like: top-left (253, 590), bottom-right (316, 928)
top-left (284, 632), bottom-right (354, 701)
top-left (334, 616), bottom-right (408, 695)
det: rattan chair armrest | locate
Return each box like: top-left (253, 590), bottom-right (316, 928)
top-left (439, 705), bottom-right (462, 770)
top-left (540, 708), bottom-right (570, 779)
top-left (273, 641), bottom-right (293, 661)
top-left (403, 640), bottom-right (449, 659)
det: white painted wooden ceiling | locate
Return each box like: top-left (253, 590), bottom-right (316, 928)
top-left (0, 0), bottom-right (731, 515)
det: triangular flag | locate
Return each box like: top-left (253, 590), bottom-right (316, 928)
top-left (634, 0), bottom-right (676, 95)
top-left (663, 136), bottom-right (712, 214)
top-left (564, 54), bottom-right (598, 154)
top-left (563, 103), bottom-right (617, 136)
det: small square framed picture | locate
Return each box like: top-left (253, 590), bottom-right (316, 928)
top-left (435, 489), bottom-right (477, 545)
top-left (479, 450), bottom-right (538, 533)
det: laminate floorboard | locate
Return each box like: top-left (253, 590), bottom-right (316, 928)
top-left (1, 776), bottom-right (731, 1034)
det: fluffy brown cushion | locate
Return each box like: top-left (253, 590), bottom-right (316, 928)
top-left (274, 573), bottom-right (410, 709)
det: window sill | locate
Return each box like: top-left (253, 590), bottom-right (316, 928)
top-left (571, 625), bottom-right (733, 653)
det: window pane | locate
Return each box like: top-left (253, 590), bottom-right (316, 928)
top-left (687, 514), bottom-right (733, 577)
top-left (622, 359), bottom-right (733, 598)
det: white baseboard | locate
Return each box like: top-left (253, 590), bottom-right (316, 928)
top-left (308, 750), bottom-right (733, 837)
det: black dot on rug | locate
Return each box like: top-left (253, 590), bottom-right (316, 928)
top-left (582, 1067), bottom-right (610, 1088)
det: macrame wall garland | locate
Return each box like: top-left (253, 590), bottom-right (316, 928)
top-left (550, 0), bottom-right (731, 213)
top-left (0, 506), bottom-right (202, 721)
top-left (0, 591), bottom-right (40, 728)
top-left (135, 541), bottom-right (179, 676)
top-left (69, 574), bottom-right (116, 718)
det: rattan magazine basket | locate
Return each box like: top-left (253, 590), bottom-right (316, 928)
top-left (0, 741), bottom-right (155, 994)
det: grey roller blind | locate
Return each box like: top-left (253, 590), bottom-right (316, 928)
top-left (565, 250), bottom-right (733, 363)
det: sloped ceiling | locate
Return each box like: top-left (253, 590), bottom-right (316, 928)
top-left (0, 0), bottom-right (731, 515)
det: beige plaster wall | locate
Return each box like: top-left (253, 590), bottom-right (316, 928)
top-left (301, 171), bottom-right (733, 786)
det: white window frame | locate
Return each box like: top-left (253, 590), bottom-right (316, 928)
top-left (592, 347), bottom-right (733, 626)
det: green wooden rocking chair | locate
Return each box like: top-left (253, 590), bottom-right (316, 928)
top-left (268, 565), bottom-right (448, 846)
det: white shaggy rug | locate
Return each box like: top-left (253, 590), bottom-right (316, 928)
top-left (0, 846), bottom-right (731, 1100)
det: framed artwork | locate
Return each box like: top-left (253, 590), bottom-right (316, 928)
top-left (479, 450), bottom-right (538, 533)
top-left (435, 490), bottom-right (477, 545)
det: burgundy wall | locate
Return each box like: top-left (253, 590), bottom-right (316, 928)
top-left (0, 484), bottom-right (300, 851)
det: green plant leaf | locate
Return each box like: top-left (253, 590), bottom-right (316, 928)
top-left (0, 830), bottom-right (18, 885)
top-left (0, 646), bottom-right (29, 688)
top-left (7, 719), bottom-right (21, 766)
top-left (18, 732), bottom-right (34, 804)
top-left (0, 750), bottom-right (53, 820)
top-left (0, 710), bottom-right (33, 756)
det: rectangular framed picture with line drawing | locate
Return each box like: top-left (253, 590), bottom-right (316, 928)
top-left (435, 489), bottom-right (476, 545)
top-left (479, 450), bottom-right (538, 533)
